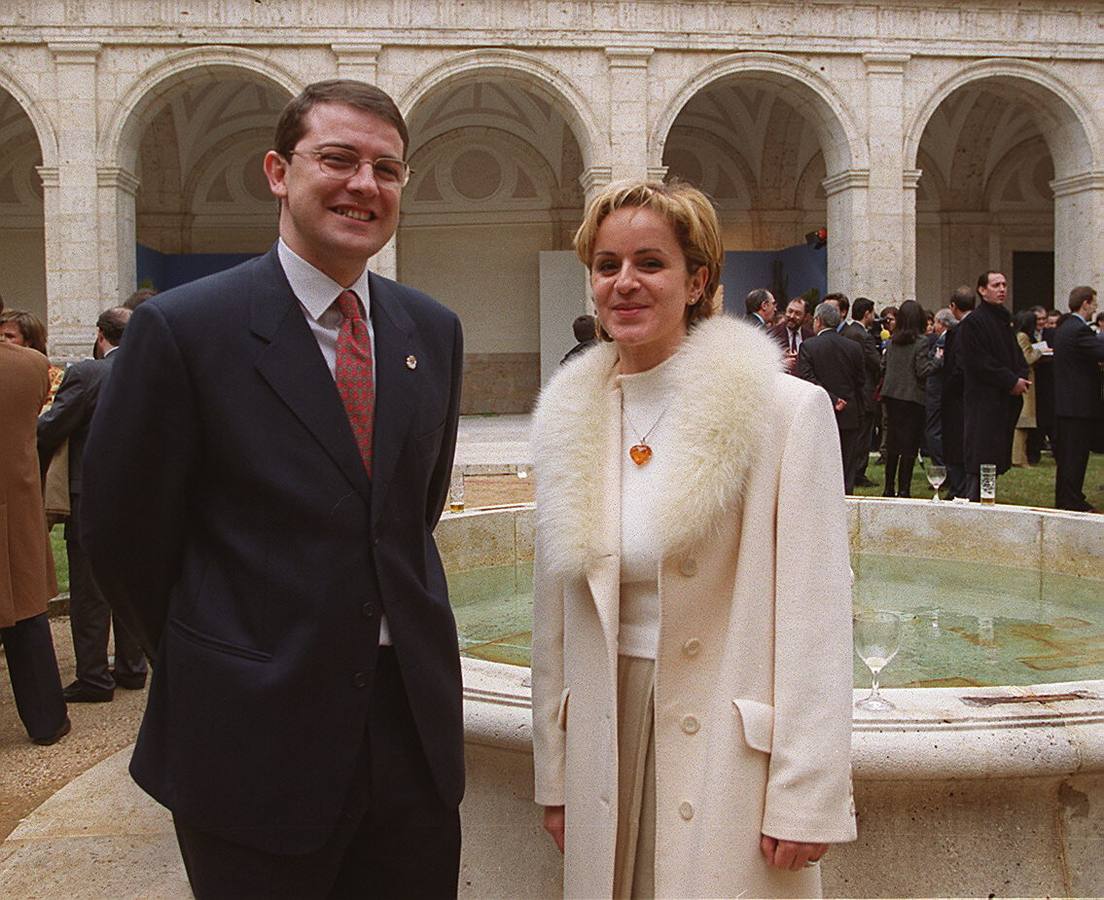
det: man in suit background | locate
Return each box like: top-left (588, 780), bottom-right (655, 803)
top-left (798, 301), bottom-right (866, 492)
top-left (1052, 285), bottom-right (1104, 511)
top-left (767, 296), bottom-right (813, 373)
top-left (37, 306), bottom-right (147, 704)
top-left (940, 286), bottom-right (977, 499)
top-left (745, 288), bottom-right (776, 327)
top-left (81, 80), bottom-right (465, 897)
top-left (827, 294), bottom-right (881, 487)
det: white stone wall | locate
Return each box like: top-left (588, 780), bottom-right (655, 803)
top-left (0, 0), bottom-right (1101, 357)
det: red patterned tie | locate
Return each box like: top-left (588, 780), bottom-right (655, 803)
top-left (335, 289), bottom-right (374, 476)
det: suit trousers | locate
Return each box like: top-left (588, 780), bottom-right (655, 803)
top-left (173, 648), bottom-right (461, 900)
top-left (66, 495), bottom-right (147, 690)
top-left (838, 426), bottom-right (859, 494)
top-left (852, 410), bottom-right (875, 483)
top-left (1, 612), bottom-right (67, 741)
top-left (1054, 417), bottom-right (1096, 511)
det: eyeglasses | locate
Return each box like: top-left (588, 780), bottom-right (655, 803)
top-left (288, 149), bottom-right (412, 187)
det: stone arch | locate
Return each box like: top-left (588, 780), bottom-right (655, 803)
top-left (396, 49), bottom-right (602, 171)
top-left (652, 52), bottom-right (867, 176)
top-left (0, 67), bottom-right (58, 167)
top-left (904, 59), bottom-right (1100, 179)
top-left (100, 46), bottom-right (301, 172)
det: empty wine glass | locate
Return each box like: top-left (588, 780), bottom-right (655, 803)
top-left (925, 462), bottom-right (946, 501)
top-left (854, 610), bottom-right (901, 711)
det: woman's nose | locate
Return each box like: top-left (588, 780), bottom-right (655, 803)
top-left (614, 264), bottom-right (636, 292)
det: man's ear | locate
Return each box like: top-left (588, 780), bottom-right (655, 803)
top-left (263, 150), bottom-right (289, 201)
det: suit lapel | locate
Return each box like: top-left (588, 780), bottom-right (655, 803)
top-left (250, 249), bottom-right (372, 504)
top-left (584, 380), bottom-right (622, 652)
top-left (367, 271), bottom-right (419, 529)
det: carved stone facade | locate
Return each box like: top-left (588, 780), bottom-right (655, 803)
top-left (1, 2), bottom-right (1102, 410)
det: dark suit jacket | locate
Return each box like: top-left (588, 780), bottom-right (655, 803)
top-left (37, 351), bottom-right (117, 495)
top-left (767, 321), bottom-right (813, 354)
top-left (840, 321), bottom-right (881, 410)
top-left (1052, 315), bottom-right (1104, 419)
top-left (797, 328), bottom-right (865, 431)
top-left (80, 245), bottom-right (465, 854)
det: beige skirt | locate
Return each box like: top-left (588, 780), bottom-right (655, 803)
top-left (613, 654), bottom-right (656, 899)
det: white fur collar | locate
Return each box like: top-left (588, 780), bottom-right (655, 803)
top-left (532, 315), bottom-right (782, 577)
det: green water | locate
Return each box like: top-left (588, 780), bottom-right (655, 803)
top-left (447, 555), bottom-right (1104, 688)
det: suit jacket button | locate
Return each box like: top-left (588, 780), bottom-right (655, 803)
top-left (682, 638), bottom-right (701, 658)
top-left (679, 557), bottom-right (698, 577)
top-left (678, 801), bottom-right (694, 821)
top-left (362, 603), bottom-right (375, 619)
top-left (681, 715), bottom-right (700, 735)
top-left (352, 672), bottom-right (368, 689)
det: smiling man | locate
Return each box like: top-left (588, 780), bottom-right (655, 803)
top-left (80, 81), bottom-right (465, 897)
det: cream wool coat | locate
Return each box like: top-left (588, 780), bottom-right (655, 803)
top-left (531, 316), bottom-right (857, 899)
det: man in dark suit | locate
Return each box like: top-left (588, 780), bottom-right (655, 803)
top-left (767, 296), bottom-right (813, 373)
top-left (80, 81), bottom-right (465, 897)
top-left (37, 306), bottom-right (148, 704)
top-left (798, 301), bottom-right (866, 492)
top-left (940, 286), bottom-right (976, 499)
top-left (828, 294), bottom-right (881, 487)
top-left (1052, 285), bottom-right (1104, 511)
top-left (745, 287), bottom-right (776, 327)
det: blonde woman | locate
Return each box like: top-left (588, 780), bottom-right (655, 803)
top-left (531, 181), bottom-right (857, 898)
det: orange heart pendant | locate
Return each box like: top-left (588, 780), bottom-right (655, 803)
top-left (629, 443), bottom-right (653, 466)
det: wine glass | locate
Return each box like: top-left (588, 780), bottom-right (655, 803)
top-left (854, 610), bottom-right (901, 711)
top-left (925, 462), bottom-right (946, 502)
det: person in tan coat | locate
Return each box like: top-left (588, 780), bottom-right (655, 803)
top-left (531, 181), bottom-right (856, 899)
top-left (0, 337), bottom-right (69, 745)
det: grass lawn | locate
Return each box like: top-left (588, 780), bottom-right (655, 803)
top-left (852, 452), bottom-right (1104, 510)
top-left (50, 525), bottom-right (68, 595)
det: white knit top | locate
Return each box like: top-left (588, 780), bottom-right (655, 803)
top-left (616, 353), bottom-right (677, 659)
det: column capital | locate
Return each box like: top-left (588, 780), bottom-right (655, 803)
top-left (862, 53), bottom-right (910, 74)
top-left (822, 168), bottom-right (870, 197)
top-left (48, 41), bottom-right (102, 64)
top-left (98, 166), bottom-right (141, 196)
top-left (903, 169), bottom-right (923, 191)
top-left (1050, 171), bottom-right (1104, 197)
top-left (605, 47), bottom-right (653, 68)
top-left (646, 165), bottom-right (669, 183)
top-left (579, 165), bottom-right (613, 195)
top-left (36, 166), bottom-right (60, 188)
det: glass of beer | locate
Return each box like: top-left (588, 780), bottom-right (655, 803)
top-left (449, 466), bottom-right (465, 512)
top-left (979, 464), bottom-right (996, 504)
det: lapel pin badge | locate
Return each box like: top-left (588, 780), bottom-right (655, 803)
top-left (405, 354), bottom-right (418, 370)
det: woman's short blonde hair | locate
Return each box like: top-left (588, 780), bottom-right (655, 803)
top-left (573, 180), bottom-right (724, 331)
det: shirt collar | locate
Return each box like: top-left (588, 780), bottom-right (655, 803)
top-left (277, 238), bottom-right (371, 321)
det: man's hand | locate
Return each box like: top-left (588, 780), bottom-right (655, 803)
top-left (834, 397), bottom-right (848, 412)
top-left (760, 834), bottom-right (828, 871)
top-left (1010, 378), bottom-right (1030, 396)
top-left (543, 805), bottom-right (565, 853)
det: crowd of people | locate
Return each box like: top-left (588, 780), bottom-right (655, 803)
top-left (748, 277), bottom-right (1104, 511)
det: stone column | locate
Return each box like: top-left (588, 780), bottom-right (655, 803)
top-left (332, 43), bottom-right (397, 279)
top-left (822, 169), bottom-right (870, 304)
top-left (97, 166), bottom-right (140, 303)
top-left (579, 165), bottom-right (613, 207)
top-left (862, 53), bottom-right (911, 306)
top-left (605, 48), bottom-right (652, 182)
top-left (45, 41), bottom-right (102, 358)
top-left (902, 169), bottom-right (922, 304)
top-left (1051, 172), bottom-right (1104, 305)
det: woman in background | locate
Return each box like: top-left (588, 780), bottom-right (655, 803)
top-left (0, 310), bottom-right (64, 408)
top-left (1011, 309), bottom-right (1043, 467)
top-left (530, 180), bottom-right (856, 898)
top-left (879, 300), bottom-right (936, 497)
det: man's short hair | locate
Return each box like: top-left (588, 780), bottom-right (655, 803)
top-left (934, 308), bottom-right (957, 330)
top-left (950, 286), bottom-right (976, 312)
top-left (745, 289), bottom-right (773, 316)
top-left (851, 297), bottom-right (875, 321)
top-left (124, 288), bottom-right (158, 311)
top-left (96, 306), bottom-right (132, 347)
top-left (823, 292), bottom-right (849, 317)
top-left (274, 80), bottom-right (409, 160)
top-left (813, 301), bottom-right (841, 329)
top-left (1069, 285), bottom-right (1097, 313)
top-left (976, 271), bottom-right (1002, 295)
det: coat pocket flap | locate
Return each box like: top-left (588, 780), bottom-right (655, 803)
top-left (556, 687), bottom-right (570, 731)
top-left (732, 697), bottom-right (774, 753)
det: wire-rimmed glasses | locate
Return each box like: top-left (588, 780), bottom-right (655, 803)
top-left (288, 148), bottom-right (411, 187)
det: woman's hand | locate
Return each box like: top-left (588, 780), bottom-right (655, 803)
top-left (759, 834), bottom-right (828, 871)
top-left (543, 805), bottom-right (565, 853)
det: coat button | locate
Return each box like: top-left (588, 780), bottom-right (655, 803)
top-left (352, 672), bottom-right (369, 688)
top-left (679, 557), bottom-right (698, 577)
top-left (681, 715), bottom-right (700, 735)
top-left (682, 638), bottom-right (701, 658)
top-left (362, 603), bottom-right (375, 620)
top-left (678, 801), bottom-right (694, 821)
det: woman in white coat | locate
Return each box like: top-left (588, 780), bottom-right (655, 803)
top-left (531, 180), bottom-right (857, 899)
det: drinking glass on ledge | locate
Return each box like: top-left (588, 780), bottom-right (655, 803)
top-left (854, 610), bottom-right (901, 712)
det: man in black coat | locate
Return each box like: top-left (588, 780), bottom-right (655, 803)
top-left (798, 301), bottom-right (866, 493)
top-left (940, 286), bottom-right (976, 499)
top-left (956, 272), bottom-right (1030, 501)
top-left (831, 294), bottom-right (881, 487)
top-left (80, 81), bottom-right (465, 897)
top-left (1052, 285), bottom-right (1104, 511)
top-left (37, 306), bottom-right (148, 703)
